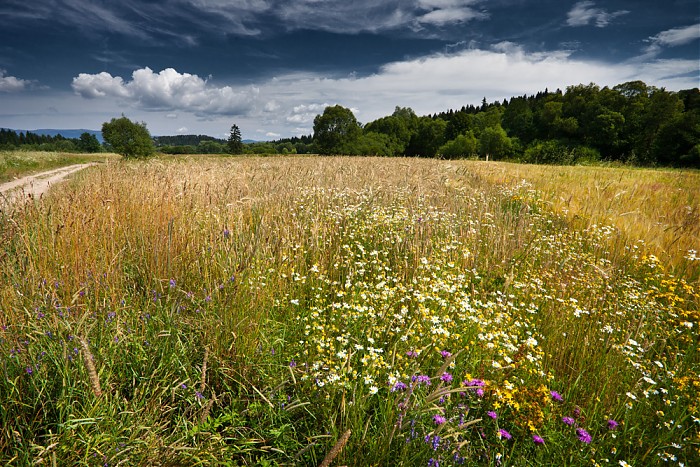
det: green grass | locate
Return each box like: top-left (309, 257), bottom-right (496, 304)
top-left (0, 156), bottom-right (698, 465)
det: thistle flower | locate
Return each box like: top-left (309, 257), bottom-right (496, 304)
top-left (487, 411), bottom-right (498, 419)
top-left (533, 435), bottom-right (545, 445)
top-left (433, 414), bottom-right (447, 425)
top-left (550, 390), bottom-right (563, 402)
top-left (562, 416), bottom-right (575, 426)
top-left (607, 419), bottom-right (619, 430)
top-left (440, 372), bottom-right (453, 383)
top-left (498, 429), bottom-right (512, 440)
top-left (576, 428), bottom-right (592, 444)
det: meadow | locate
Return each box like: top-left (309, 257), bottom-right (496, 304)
top-left (0, 154), bottom-right (698, 466)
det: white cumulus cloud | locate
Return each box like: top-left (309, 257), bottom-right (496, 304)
top-left (72, 67), bottom-right (259, 116)
top-left (0, 70), bottom-right (31, 92)
top-left (567, 1), bottom-right (629, 28)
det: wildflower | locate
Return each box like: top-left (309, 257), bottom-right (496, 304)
top-left (550, 390), bottom-right (563, 402)
top-left (607, 419), bottom-right (619, 430)
top-left (223, 228), bottom-right (230, 238)
top-left (406, 350), bottom-right (418, 358)
top-left (576, 428), bottom-right (592, 444)
top-left (434, 414), bottom-right (447, 425)
top-left (475, 388), bottom-right (484, 397)
top-left (169, 279), bottom-right (176, 288)
top-left (464, 378), bottom-right (485, 387)
top-left (26, 367), bottom-right (33, 375)
top-left (533, 435), bottom-right (545, 445)
top-left (369, 386), bottom-right (379, 395)
top-left (441, 372), bottom-right (453, 383)
top-left (180, 383), bottom-right (187, 389)
top-left (392, 381), bottom-right (408, 392)
top-left (562, 416), bottom-right (575, 426)
top-left (289, 359), bottom-right (297, 368)
top-left (428, 458), bottom-right (439, 467)
top-left (618, 461), bottom-right (631, 467)
top-left (195, 391), bottom-right (204, 400)
top-left (413, 375), bottom-right (431, 386)
top-left (498, 429), bottom-right (512, 440)
top-left (487, 411), bottom-right (498, 419)
top-left (440, 350), bottom-right (452, 359)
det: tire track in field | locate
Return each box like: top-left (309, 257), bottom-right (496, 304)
top-left (0, 163), bottom-right (97, 206)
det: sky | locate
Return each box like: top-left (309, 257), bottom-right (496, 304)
top-left (0, 1), bottom-right (698, 140)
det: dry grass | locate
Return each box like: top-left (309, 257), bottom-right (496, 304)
top-left (463, 161), bottom-right (700, 272)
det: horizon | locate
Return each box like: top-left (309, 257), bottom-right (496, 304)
top-left (1, 1), bottom-right (698, 139)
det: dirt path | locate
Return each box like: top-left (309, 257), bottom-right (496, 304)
top-left (0, 163), bottom-right (98, 206)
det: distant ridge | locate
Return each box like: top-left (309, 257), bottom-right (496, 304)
top-left (7, 128), bottom-right (104, 143)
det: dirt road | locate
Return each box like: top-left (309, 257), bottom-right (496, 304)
top-left (0, 163), bottom-right (97, 206)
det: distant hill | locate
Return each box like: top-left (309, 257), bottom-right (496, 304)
top-left (14, 128), bottom-right (104, 143)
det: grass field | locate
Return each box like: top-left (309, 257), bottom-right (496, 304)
top-left (0, 154), bottom-right (698, 466)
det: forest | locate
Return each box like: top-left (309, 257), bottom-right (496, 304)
top-left (291, 80), bottom-right (700, 167)
top-left (2, 80), bottom-right (699, 167)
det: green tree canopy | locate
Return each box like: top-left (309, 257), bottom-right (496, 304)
top-left (101, 116), bottom-right (154, 159)
top-left (78, 132), bottom-right (102, 153)
top-left (313, 105), bottom-right (362, 155)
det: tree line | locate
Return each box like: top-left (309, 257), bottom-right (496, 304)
top-left (0, 128), bottom-right (102, 153)
top-left (306, 81), bottom-right (700, 167)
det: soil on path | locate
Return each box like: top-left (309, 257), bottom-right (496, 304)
top-left (0, 163), bottom-right (97, 206)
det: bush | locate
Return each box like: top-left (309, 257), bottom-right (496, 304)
top-left (437, 132), bottom-right (478, 159)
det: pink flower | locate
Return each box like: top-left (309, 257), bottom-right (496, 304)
top-left (533, 434), bottom-right (545, 445)
top-left (498, 429), bottom-right (512, 440)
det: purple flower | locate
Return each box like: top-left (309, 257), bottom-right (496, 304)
top-left (464, 378), bottom-right (485, 387)
top-left (562, 416), bottom-right (575, 426)
top-left (195, 391), bottom-right (204, 400)
top-left (498, 429), bottom-right (512, 440)
top-left (392, 381), bottom-right (408, 392)
top-left (475, 388), bottom-right (484, 397)
top-left (440, 350), bottom-right (452, 359)
top-left (576, 428), bottom-right (592, 444)
top-left (406, 350), bottom-right (418, 358)
top-left (223, 229), bottom-right (231, 238)
top-left (433, 414), bottom-right (447, 425)
top-left (412, 375), bottom-right (431, 386)
top-left (550, 390), bottom-right (563, 402)
top-left (26, 367), bottom-right (33, 375)
top-left (573, 407), bottom-right (581, 418)
top-left (607, 419), bottom-right (619, 430)
top-left (428, 458), bottom-right (439, 467)
top-left (487, 411), bottom-right (498, 419)
top-left (180, 383), bottom-right (187, 389)
top-left (169, 279), bottom-right (176, 288)
top-left (440, 372), bottom-right (453, 383)
top-left (533, 435), bottom-right (545, 445)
